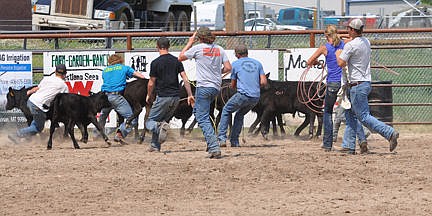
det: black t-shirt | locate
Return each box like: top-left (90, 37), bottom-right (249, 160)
top-left (150, 53), bottom-right (185, 97)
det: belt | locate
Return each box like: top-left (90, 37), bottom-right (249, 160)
top-left (105, 91), bottom-right (124, 95)
top-left (348, 81), bottom-right (365, 87)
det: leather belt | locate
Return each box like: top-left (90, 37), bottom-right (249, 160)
top-left (349, 81), bottom-right (365, 87)
top-left (105, 91), bottom-right (124, 95)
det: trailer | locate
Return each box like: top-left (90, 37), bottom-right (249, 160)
top-left (32, 0), bottom-right (193, 31)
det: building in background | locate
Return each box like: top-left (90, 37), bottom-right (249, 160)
top-left (346, 0), bottom-right (419, 16)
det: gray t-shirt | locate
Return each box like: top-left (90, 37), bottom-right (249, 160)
top-left (184, 43), bottom-right (229, 90)
top-left (339, 37), bottom-right (372, 82)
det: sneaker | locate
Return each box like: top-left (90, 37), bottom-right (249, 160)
top-left (389, 131), bottom-right (399, 152)
top-left (158, 122), bottom-right (170, 144)
top-left (148, 147), bottom-right (160, 152)
top-left (335, 146), bottom-right (356, 155)
top-left (359, 141), bottom-right (369, 154)
top-left (231, 143), bottom-right (240, 147)
top-left (320, 145), bottom-right (331, 152)
top-left (219, 141), bottom-right (227, 147)
top-left (114, 131), bottom-right (123, 142)
top-left (208, 151), bottom-right (222, 159)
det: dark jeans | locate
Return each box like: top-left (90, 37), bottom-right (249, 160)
top-left (322, 82), bottom-right (341, 149)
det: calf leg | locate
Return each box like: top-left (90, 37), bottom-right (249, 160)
top-left (180, 120), bottom-right (187, 137)
top-left (277, 113), bottom-right (286, 136)
top-left (76, 123), bottom-right (88, 143)
top-left (260, 110), bottom-right (274, 140)
top-left (67, 121), bottom-right (80, 149)
top-left (139, 104), bottom-right (151, 144)
top-left (186, 118), bottom-right (197, 134)
top-left (308, 114), bottom-right (316, 139)
top-left (90, 116), bottom-right (111, 146)
top-left (315, 114), bottom-right (323, 138)
top-left (294, 114), bottom-right (310, 136)
top-left (248, 114), bottom-right (261, 134)
top-left (271, 116), bottom-right (278, 137)
top-left (47, 121), bottom-right (57, 150)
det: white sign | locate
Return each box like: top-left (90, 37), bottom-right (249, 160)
top-left (283, 48), bottom-right (327, 81)
top-left (125, 49), bottom-right (279, 82)
top-left (0, 52), bottom-right (32, 125)
top-left (43, 51), bottom-right (115, 95)
top-left (123, 50), bottom-right (279, 128)
top-left (44, 51), bottom-right (117, 128)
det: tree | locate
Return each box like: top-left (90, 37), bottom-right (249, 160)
top-left (421, 0), bottom-right (432, 5)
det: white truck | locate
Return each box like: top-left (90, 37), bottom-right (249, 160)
top-left (32, 0), bottom-right (193, 31)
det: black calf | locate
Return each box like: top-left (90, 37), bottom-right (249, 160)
top-left (47, 92), bottom-right (112, 149)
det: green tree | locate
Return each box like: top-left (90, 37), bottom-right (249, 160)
top-left (421, 0), bottom-right (432, 5)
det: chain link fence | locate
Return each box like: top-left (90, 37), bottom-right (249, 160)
top-left (0, 29), bottom-right (431, 124)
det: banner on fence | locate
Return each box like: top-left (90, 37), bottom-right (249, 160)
top-left (124, 50), bottom-right (279, 128)
top-left (43, 51), bottom-right (115, 95)
top-left (124, 49), bottom-right (279, 82)
top-left (44, 51), bottom-right (117, 128)
top-left (0, 51), bottom-right (32, 125)
top-left (283, 48), bottom-right (327, 81)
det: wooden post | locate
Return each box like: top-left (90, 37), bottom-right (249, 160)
top-left (225, 0), bottom-right (244, 49)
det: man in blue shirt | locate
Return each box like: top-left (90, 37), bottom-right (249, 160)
top-left (217, 44), bottom-right (267, 147)
top-left (99, 54), bottom-right (145, 143)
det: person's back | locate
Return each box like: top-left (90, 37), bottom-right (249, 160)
top-left (101, 63), bottom-right (134, 93)
top-left (30, 75), bottom-right (69, 112)
top-left (231, 57), bottom-right (263, 98)
top-left (184, 42), bottom-right (227, 90)
top-left (325, 41), bottom-right (344, 82)
top-left (146, 37), bottom-right (194, 152)
top-left (342, 37), bottom-right (371, 82)
top-left (151, 53), bottom-right (181, 97)
top-left (178, 27), bottom-right (232, 159)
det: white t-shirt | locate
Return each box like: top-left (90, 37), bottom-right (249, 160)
top-left (29, 76), bottom-right (69, 112)
top-left (184, 43), bottom-right (229, 90)
top-left (339, 37), bottom-right (372, 82)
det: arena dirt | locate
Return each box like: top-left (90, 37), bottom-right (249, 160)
top-left (0, 125), bottom-right (431, 216)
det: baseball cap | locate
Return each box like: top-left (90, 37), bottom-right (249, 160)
top-left (348, 18), bottom-right (364, 30)
top-left (55, 64), bottom-right (67, 74)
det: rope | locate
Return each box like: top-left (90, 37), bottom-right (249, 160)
top-left (296, 65), bottom-right (327, 114)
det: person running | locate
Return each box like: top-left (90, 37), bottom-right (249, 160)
top-left (145, 37), bottom-right (194, 152)
top-left (336, 18), bottom-right (399, 153)
top-left (99, 54), bottom-right (146, 143)
top-left (217, 44), bottom-right (267, 147)
top-left (8, 64), bottom-right (69, 143)
top-left (178, 27), bottom-right (232, 159)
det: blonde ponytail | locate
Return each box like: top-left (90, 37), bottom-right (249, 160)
top-left (325, 24), bottom-right (341, 47)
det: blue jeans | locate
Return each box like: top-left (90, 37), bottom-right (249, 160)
top-left (218, 92), bottom-right (259, 146)
top-left (194, 87), bottom-right (220, 153)
top-left (17, 100), bottom-right (46, 137)
top-left (145, 96), bottom-right (179, 150)
top-left (342, 82), bottom-right (394, 150)
top-left (333, 106), bottom-right (367, 145)
top-left (99, 94), bottom-right (137, 138)
top-left (322, 82), bottom-right (340, 149)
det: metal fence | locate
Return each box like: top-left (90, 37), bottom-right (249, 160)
top-left (0, 28), bottom-right (431, 124)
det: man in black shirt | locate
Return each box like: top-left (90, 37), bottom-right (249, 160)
top-left (145, 37), bottom-right (195, 152)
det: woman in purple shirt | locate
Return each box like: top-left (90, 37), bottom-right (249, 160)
top-left (308, 24), bottom-right (366, 154)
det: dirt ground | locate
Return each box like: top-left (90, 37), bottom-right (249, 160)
top-left (0, 124), bottom-right (431, 216)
